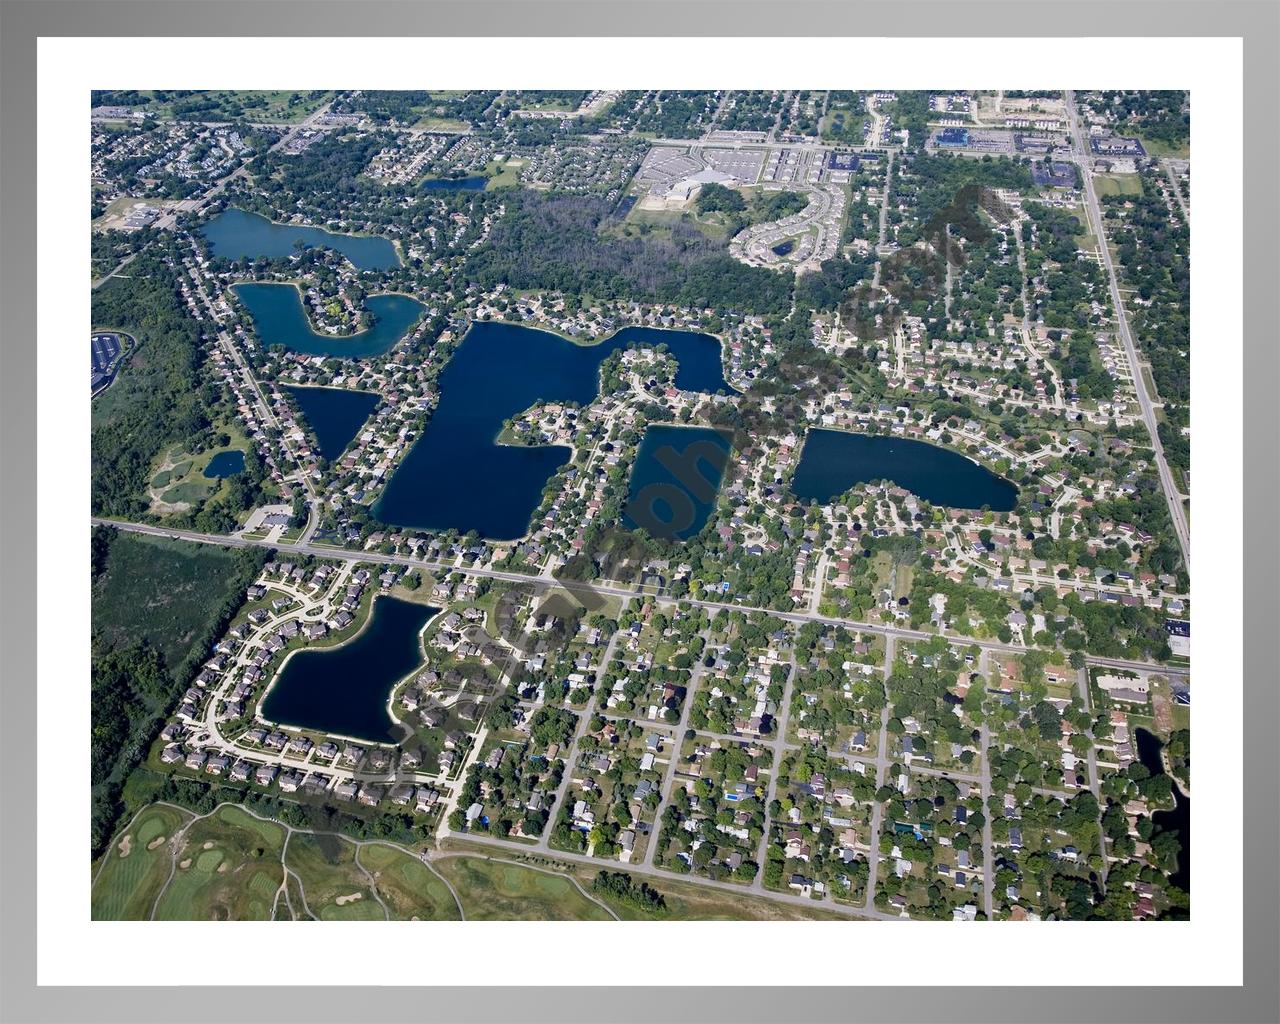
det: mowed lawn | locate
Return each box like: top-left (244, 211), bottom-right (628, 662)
top-left (356, 844), bottom-right (462, 921)
top-left (433, 856), bottom-right (613, 921)
top-left (153, 805), bottom-right (286, 921)
top-left (1093, 174), bottom-right (1144, 198)
top-left (91, 803), bottom-right (191, 920)
top-left (92, 531), bottom-right (245, 670)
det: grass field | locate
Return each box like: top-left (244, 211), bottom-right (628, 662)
top-left (92, 531), bottom-right (246, 671)
top-left (434, 855), bottom-right (614, 921)
top-left (1136, 134), bottom-right (1190, 159)
top-left (1093, 174), bottom-right (1144, 198)
top-left (91, 803), bottom-right (192, 920)
top-left (161, 478), bottom-right (215, 504)
top-left (283, 832), bottom-right (384, 920)
top-left (412, 117), bottom-right (471, 133)
top-left (609, 205), bottom-right (729, 243)
top-left (149, 413), bottom-right (255, 510)
top-left (483, 157), bottom-right (524, 191)
top-left (94, 804), bottom-right (860, 922)
top-left (357, 844), bottom-right (461, 920)
top-left (153, 805), bottom-right (285, 921)
top-left (597, 871), bottom-right (848, 921)
top-left (439, 842), bottom-right (851, 921)
top-left (1065, 209), bottom-right (1098, 251)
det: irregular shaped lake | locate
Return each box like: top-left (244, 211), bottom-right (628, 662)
top-left (1135, 727), bottom-right (1191, 898)
top-left (623, 425), bottom-right (731, 540)
top-left (375, 321), bottom-right (731, 539)
top-left (233, 282), bottom-right (425, 359)
top-left (260, 596), bottom-right (438, 744)
top-left (202, 450), bottom-right (245, 478)
top-left (791, 429), bottom-right (1018, 511)
top-left (201, 208), bottom-right (401, 271)
top-left (284, 385), bottom-right (380, 462)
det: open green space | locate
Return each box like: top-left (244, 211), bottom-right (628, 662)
top-left (433, 855), bottom-right (613, 921)
top-left (356, 844), bottom-right (462, 920)
top-left (1136, 134), bottom-right (1190, 159)
top-left (610, 204), bottom-right (729, 243)
top-left (283, 832), bottom-right (383, 920)
top-left (483, 157), bottom-right (524, 191)
top-left (160, 478), bottom-right (215, 504)
top-left (91, 803), bottom-right (191, 921)
top-left (1093, 174), bottom-right (1144, 198)
top-left (150, 414), bottom-right (259, 512)
top-left (598, 871), bottom-right (847, 921)
top-left (152, 805), bottom-right (285, 921)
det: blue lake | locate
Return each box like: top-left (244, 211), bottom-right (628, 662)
top-left (260, 596), bottom-right (438, 744)
top-left (233, 282), bottom-right (425, 359)
top-left (202, 450), bottom-right (245, 478)
top-left (791, 429), bottom-right (1018, 511)
top-left (284, 385), bottom-right (380, 462)
top-left (201, 208), bottom-right (401, 271)
top-left (375, 321), bottom-right (731, 539)
top-left (1135, 727), bottom-right (1191, 899)
top-left (623, 425), bottom-right (731, 540)
top-left (421, 176), bottom-right (488, 192)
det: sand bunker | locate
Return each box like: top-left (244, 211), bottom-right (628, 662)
top-left (178, 858), bottom-right (192, 869)
top-left (202, 841), bottom-right (215, 850)
top-left (117, 835), bottom-right (132, 858)
top-left (146, 835), bottom-right (167, 850)
top-left (334, 892), bottom-right (364, 906)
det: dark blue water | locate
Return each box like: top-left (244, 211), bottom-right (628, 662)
top-left (375, 321), bottom-right (730, 539)
top-left (422, 176), bottom-right (487, 192)
top-left (1135, 727), bottom-right (1191, 895)
top-left (201, 208), bottom-right (401, 271)
top-left (623, 426), bottom-right (731, 540)
top-left (772, 240), bottom-right (795, 256)
top-left (791, 429), bottom-right (1018, 511)
top-left (202, 450), bottom-right (245, 478)
top-left (283, 385), bottom-right (380, 462)
top-left (233, 283), bottom-right (425, 359)
top-left (260, 597), bottom-right (438, 743)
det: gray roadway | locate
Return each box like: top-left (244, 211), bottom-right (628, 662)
top-left (89, 516), bottom-right (1188, 682)
top-left (1063, 90), bottom-right (1191, 571)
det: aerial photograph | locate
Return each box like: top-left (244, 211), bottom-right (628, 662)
top-left (88, 88), bottom-right (1191, 923)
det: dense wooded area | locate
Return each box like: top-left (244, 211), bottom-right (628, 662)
top-left (465, 192), bottom-right (794, 314)
top-left (90, 528), bottom-right (268, 856)
top-left (91, 259), bottom-right (212, 518)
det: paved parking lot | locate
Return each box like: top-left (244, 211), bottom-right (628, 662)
top-left (635, 147), bottom-right (702, 193)
top-left (703, 147), bottom-right (764, 184)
